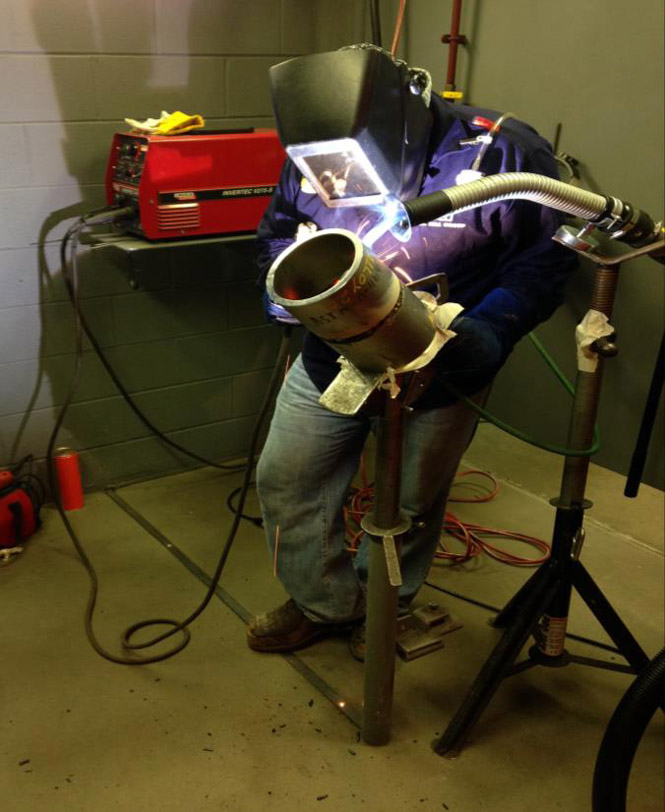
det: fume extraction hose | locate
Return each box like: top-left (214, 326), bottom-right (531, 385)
top-left (401, 172), bottom-right (659, 248)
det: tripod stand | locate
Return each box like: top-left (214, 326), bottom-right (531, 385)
top-left (434, 237), bottom-right (665, 756)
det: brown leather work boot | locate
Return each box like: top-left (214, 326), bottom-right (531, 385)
top-left (247, 599), bottom-right (340, 653)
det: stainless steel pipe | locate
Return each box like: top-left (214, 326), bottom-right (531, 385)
top-left (266, 229), bottom-right (436, 372)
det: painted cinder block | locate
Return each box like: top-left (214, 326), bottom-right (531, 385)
top-left (0, 397), bottom-right (130, 461)
top-left (127, 377), bottom-right (235, 435)
top-left (281, 0), bottom-right (368, 55)
top-left (0, 297), bottom-right (114, 365)
top-left (0, 352), bottom-right (119, 416)
top-left (112, 285), bottom-right (230, 345)
top-left (11, 0), bottom-right (155, 55)
top-left (171, 240), bottom-right (261, 288)
top-left (77, 436), bottom-right (198, 488)
top-left (226, 281), bottom-right (266, 330)
top-left (25, 121), bottom-right (119, 187)
top-left (103, 339), bottom-right (200, 393)
top-left (0, 303), bottom-right (66, 365)
top-left (226, 58), bottom-right (283, 118)
top-left (0, 184), bottom-right (107, 251)
top-left (155, 0), bottom-right (280, 56)
top-left (0, 242), bottom-right (162, 310)
top-left (0, 55), bottom-right (96, 123)
top-left (93, 56), bottom-right (227, 122)
top-left (232, 369), bottom-right (272, 418)
top-left (0, 247), bottom-right (51, 309)
top-left (176, 325), bottom-right (281, 380)
top-left (0, 125), bottom-right (31, 187)
top-left (77, 414), bottom-right (256, 486)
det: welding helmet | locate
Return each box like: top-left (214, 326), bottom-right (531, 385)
top-left (268, 44), bottom-right (433, 207)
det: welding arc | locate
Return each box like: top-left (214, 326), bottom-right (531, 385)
top-left (51, 212), bottom-right (292, 664)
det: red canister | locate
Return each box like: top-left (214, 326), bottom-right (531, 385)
top-left (53, 447), bottom-right (85, 510)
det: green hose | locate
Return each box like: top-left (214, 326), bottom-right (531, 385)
top-left (443, 331), bottom-right (601, 457)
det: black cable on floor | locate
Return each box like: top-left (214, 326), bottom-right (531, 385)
top-left (424, 580), bottom-right (622, 655)
top-left (226, 483), bottom-right (263, 528)
top-left (49, 211), bottom-right (292, 663)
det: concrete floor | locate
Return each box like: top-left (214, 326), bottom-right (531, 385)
top-left (3, 424), bottom-right (664, 812)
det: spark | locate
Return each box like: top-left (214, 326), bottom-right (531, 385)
top-left (392, 265), bottom-right (413, 283)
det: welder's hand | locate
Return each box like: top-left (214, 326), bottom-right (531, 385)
top-left (432, 314), bottom-right (508, 397)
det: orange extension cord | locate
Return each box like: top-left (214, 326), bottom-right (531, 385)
top-left (344, 461), bottom-right (551, 567)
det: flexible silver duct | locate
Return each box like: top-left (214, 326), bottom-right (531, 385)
top-left (433, 172), bottom-right (608, 220)
top-left (400, 171), bottom-right (660, 248)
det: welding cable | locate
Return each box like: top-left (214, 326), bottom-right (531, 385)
top-left (390, 0), bottom-right (407, 56)
top-left (226, 482), bottom-right (263, 528)
top-left (224, 350), bottom-right (294, 528)
top-left (51, 213), bottom-right (293, 663)
top-left (344, 467), bottom-right (551, 567)
top-left (46, 215), bottom-right (291, 665)
top-left (439, 512), bottom-right (551, 566)
top-left (57, 223), bottom-right (246, 474)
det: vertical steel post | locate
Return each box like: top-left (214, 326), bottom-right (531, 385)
top-left (361, 394), bottom-right (406, 745)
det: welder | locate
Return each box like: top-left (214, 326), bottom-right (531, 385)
top-left (247, 44), bottom-right (577, 656)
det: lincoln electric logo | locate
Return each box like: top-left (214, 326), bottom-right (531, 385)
top-left (158, 185), bottom-right (276, 205)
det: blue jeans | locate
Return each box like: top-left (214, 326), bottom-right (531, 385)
top-left (256, 355), bottom-right (481, 624)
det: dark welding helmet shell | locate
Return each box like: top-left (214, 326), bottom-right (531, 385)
top-left (268, 48), bottom-right (433, 203)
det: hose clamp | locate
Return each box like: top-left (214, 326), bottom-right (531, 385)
top-left (594, 196), bottom-right (625, 233)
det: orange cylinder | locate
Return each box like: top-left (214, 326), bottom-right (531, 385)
top-left (53, 447), bottom-right (84, 511)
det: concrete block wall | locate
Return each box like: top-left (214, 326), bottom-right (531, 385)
top-left (0, 0), bottom-right (371, 489)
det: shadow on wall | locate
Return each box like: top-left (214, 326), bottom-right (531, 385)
top-left (16, 0), bottom-right (281, 490)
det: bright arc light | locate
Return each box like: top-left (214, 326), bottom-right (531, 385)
top-left (360, 195), bottom-right (412, 248)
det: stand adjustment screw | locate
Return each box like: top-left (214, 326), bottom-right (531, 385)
top-left (592, 334), bottom-right (619, 357)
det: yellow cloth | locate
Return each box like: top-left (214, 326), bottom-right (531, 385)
top-left (124, 110), bottom-right (205, 135)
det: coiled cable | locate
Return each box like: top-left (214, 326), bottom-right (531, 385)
top-left (50, 211), bottom-right (292, 663)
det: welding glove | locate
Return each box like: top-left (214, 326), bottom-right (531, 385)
top-left (413, 314), bottom-right (509, 409)
top-left (124, 111), bottom-right (205, 135)
top-left (438, 314), bottom-right (508, 391)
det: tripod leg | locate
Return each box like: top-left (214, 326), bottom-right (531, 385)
top-left (491, 564), bottom-right (549, 628)
top-left (572, 561), bottom-right (650, 672)
top-left (434, 565), bottom-right (560, 756)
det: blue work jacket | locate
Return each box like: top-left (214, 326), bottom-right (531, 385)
top-left (257, 95), bottom-right (577, 400)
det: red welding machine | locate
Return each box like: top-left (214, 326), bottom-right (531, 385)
top-left (105, 128), bottom-right (285, 240)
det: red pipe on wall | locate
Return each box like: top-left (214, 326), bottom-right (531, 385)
top-left (441, 0), bottom-right (467, 93)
